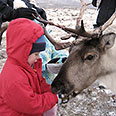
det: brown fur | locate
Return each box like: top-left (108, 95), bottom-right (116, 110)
top-left (51, 33), bottom-right (116, 95)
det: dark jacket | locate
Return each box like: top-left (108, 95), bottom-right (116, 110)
top-left (21, 0), bottom-right (47, 20)
top-left (0, 0), bottom-right (47, 26)
top-left (0, 0), bottom-right (13, 25)
top-left (0, 0), bottom-right (13, 7)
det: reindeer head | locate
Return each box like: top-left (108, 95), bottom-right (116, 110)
top-left (51, 32), bottom-right (116, 95)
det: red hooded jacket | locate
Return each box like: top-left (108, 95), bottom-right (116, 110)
top-left (0, 18), bottom-right (58, 116)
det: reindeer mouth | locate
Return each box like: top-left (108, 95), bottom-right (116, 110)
top-left (51, 87), bottom-right (61, 94)
top-left (51, 83), bottom-right (80, 103)
top-left (51, 81), bottom-right (74, 94)
top-left (58, 90), bottom-right (80, 104)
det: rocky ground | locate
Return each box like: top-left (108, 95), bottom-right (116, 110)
top-left (0, 8), bottom-right (116, 116)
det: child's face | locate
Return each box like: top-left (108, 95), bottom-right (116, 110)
top-left (28, 52), bottom-right (40, 66)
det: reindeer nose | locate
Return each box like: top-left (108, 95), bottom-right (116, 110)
top-left (51, 85), bottom-right (65, 94)
top-left (51, 81), bottom-right (64, 94)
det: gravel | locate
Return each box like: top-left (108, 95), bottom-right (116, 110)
top-left (0, 8), bottom-right (116, 116)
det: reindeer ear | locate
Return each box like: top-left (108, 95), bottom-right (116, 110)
top-left (100, 33), bottom-right (116, 51)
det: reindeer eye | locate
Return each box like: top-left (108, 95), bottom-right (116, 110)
top-left (85, 54), bottom-right (95, 60)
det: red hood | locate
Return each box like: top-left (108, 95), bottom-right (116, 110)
top-left (6, 18), bottom-right (44, 68)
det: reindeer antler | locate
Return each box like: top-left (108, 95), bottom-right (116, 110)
top-left (33, 0), bottom-right (116, 49)
top-left (32, 0), bottom-right (91, 36)
top-left (92, 11), bottom-right (116, 37)
top-left (32, 0), bottom-right (93, 48)
top-left (43, 26), bottom-right (73, 50)
top-left (76, 0), bottom-right (86, 27)
top-left (77, 0), bottom-right (116, 38)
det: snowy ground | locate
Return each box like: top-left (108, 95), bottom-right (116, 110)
top-left (0, 8), bottom-right (116, 116)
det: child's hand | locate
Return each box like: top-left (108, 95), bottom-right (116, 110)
top-left (57, 94), bottom-right (69, 104)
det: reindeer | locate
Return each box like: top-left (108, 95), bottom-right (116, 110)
top-left (51, 15), bottom-right (116, 96)
top-left (34, 0), bottom-right (116, 98)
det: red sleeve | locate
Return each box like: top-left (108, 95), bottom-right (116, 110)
top-left (4, 80), bottom-right (58, 115)
top-left (34, 58), bottom-right (52, 93)
top-left (40, 77), bottom-right (52, 93)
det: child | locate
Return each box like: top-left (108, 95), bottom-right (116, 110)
top-left (0, 18), bottom-right (58, 116)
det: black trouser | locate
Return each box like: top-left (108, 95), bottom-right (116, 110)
top-left (96, 0), bottom-right (116, 26)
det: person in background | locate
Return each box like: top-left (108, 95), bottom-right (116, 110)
top-left (0, 0), bottom-right (47, 46)
top-left (13, 0), bottom-right (47, 21)
top-left (0, 18), bottom-right (58, 116)
top-left (0, 0), bottom-right (37, 46)
top-left (92, 0), bottom-right (116, 28)
top-left (0, 0), bottom-right (37, 27)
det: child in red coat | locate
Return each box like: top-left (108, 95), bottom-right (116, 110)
top-left (0, 18), bottom-right (58, 116)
